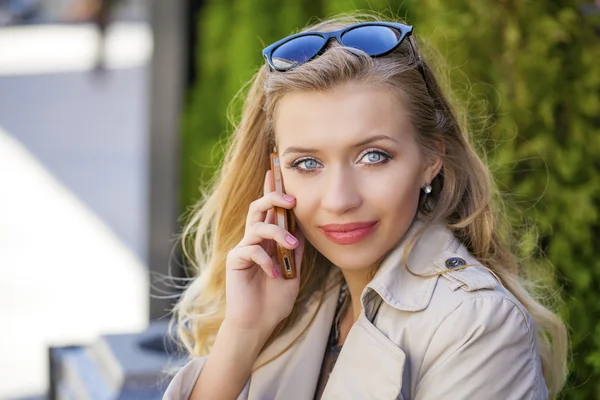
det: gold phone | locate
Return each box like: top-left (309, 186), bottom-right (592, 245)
top-left (269, 149), bottom-right (296, 280)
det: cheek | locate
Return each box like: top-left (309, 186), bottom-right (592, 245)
top-left (283, 180), bottom-right (317, 224)
top-left (366, 161), bottom-right (422, 210)
top-left (280, 171), bottom-right (314, 224)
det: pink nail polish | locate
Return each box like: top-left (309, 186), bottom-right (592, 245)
top-left (273, 268), bottom-right (279, 278)
top-left (282, 194), bottom-right (295, 202)
top-left (285, 235), bottom-right (298, 245)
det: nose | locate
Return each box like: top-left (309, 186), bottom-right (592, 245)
top-left (320, 165), bottom-right (362, 215)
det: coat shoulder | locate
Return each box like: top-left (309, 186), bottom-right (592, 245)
top-left (430, 248), bottom-right (532, 326)
top-left (373, 243), bottom-right (538, 354)
top-left (372, 256), bottom-right (546, 399)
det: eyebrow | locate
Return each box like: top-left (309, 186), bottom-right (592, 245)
top-left (281, 135), bottom-right (399, 156)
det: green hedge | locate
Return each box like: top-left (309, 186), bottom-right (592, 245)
top-left (180, 1), bottom-right (600, 398)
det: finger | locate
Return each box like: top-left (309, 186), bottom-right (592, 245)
top-left (265, 208), bottom-right (275, 224)
top-left (228, 245), bottom-right (277, 278)
top-left (239, 221), bottom-right (298, 250)
top-left (246, 191), bottom-right (296, 230)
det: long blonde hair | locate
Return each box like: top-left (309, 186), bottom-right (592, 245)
top-left (172, 14), bottom-right (568, 397)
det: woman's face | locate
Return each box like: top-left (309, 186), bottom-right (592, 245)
top-left (275, 82), bottom-right (441, 272)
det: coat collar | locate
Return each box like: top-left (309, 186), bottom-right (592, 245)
top-left (363, 217), bottom-right (458, 313)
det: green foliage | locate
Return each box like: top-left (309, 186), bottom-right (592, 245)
top-left (411, 3), bottom-right (600, 398)
top-left (180, 1), bottom-right (600, 397)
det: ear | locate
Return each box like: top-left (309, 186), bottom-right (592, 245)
top-left (422, 140), bottom-right (445, 186)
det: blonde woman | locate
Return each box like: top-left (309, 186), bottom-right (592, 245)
top-left (164, 15), bottom-right (568, 400)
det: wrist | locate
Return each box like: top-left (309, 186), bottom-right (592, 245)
top-left (192, 320), bottom-right (272, 399)
top-left (219, 319), bottom-right (272, 356)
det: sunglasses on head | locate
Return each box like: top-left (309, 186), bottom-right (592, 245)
top-left (262, 22), bottom-right (416, 72)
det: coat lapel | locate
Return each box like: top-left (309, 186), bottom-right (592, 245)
top-left (321, 314), bottom-right (407, 399)
top-left (249, 272), bottom-right (342, 400)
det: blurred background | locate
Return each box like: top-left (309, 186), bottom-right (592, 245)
top-left (0, 0), bottom-right (598, 399)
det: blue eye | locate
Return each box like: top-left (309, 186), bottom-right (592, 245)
top-left (365, 153), bottom-right (382, 162)
top-left (289, 149), bottom-right (391, 174)
top-left (302, 159), bottom-right (319, 169)
top-left (358, 149), bottom-right (391, 165)
top-left (291, 157), bottom-right (321, 173)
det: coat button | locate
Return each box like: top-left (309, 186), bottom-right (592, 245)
top-left (445, 257), bottom-right (466, 269)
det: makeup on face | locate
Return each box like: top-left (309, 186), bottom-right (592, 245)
top-left (274, 83), bottom-right (426, 271)
top-left (317, 221), bottom-right (379, 245)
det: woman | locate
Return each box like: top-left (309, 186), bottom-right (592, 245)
top-left (164, 15), bottom-right (568, 400)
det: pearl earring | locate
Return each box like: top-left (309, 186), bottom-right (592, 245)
top-left (424, 184), bottom-right (432, 194)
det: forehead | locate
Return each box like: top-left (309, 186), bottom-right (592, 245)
top-left (274, 83), bottom-right (415, 150)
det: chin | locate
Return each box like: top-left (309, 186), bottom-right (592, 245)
top-left (313, 241), bottom-right (386, 271)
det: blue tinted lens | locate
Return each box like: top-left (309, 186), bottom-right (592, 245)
top-left (341, 25), bottom-right (401, 56)
top-left (271, 35), bottom-right (326, 70)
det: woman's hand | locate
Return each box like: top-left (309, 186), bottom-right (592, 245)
top-left (224, 169), bottom-right (305, 337)
top-left (187, 173), bottom-right (304, 400)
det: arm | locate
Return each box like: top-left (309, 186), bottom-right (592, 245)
top-left (415, 295), bottom-right (548, 400)
top-left (164, 175), bottom-right (306, 399)
top-left (190, 321), bottom-right (268, 399)
top-left (163, 321), bottom-right (269, 400)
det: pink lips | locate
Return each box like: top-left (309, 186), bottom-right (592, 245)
top-left (318, 221), bottom-right (379, 245)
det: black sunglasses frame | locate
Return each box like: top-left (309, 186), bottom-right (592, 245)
top-left (262, 22), bottom-right (415, 72)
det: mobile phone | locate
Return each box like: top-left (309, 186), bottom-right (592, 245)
top-left (269, 149), bottom-right (297, 279)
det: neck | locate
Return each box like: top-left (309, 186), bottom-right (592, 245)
top-left (340, 267), bottom-right (373, 322)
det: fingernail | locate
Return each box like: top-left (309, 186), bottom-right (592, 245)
top-left (273, 268), bottom-right (279, 278)
top-left (282, 194), bottom-right (295, 202)
top-left (285, 235), bottom-right (298, 245)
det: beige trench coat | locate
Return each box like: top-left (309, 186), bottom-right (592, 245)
top-left (164, 220), bottom-right (548, 399)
